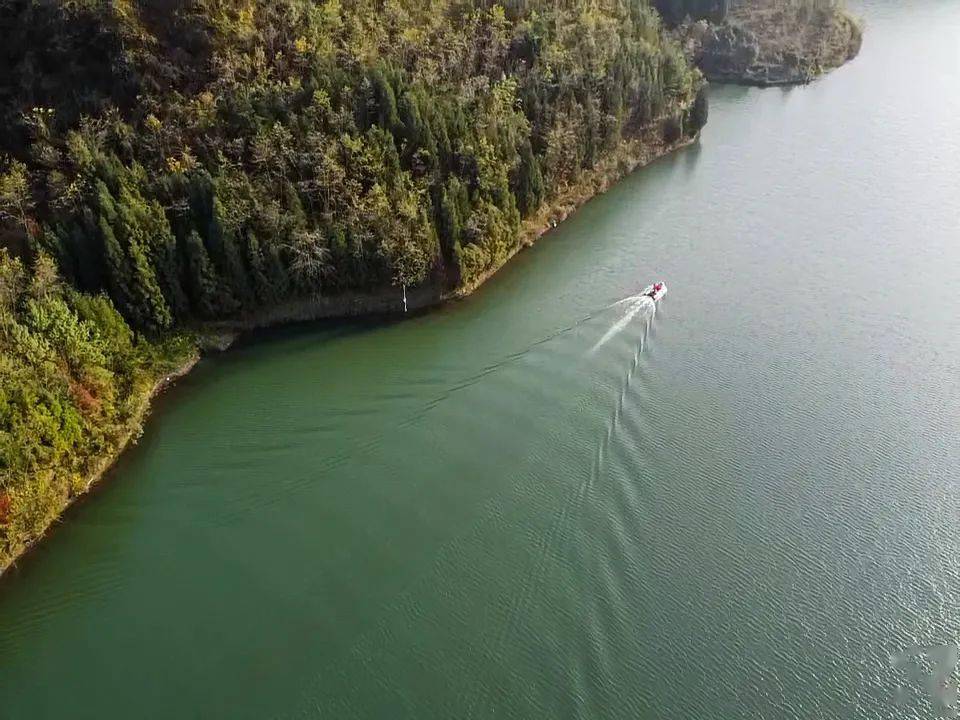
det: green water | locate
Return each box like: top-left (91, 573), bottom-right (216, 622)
top-left (2, 2), bottom-right (959, 718)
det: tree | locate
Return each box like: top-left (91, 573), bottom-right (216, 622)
top-left (688, 85), bottom-right (709, 134)
top-left (99, 201), bottom-right (138, 325)
top-left (96, 181), bottom-right (172, 331)
top-left (653, 0), bottom-right (731, 24)
top-left (115, 184), bottom-right (188, 320)
top-left (0, 159), bottom-right (35, 240)
top-left (285, 229), bottom-right (332, 291)
top-left (28, 253), bottom-right (60, 299)
top-left (244, 232), bottom-right (276, 305)
top-left (514, 139), bottom-right (544, 217)
top-left (208, 198), bottom-right (254, 309)
top-left (0, 0), bottom-right (705, 329)
top-left (131, 246), bottom-right (171, 330)
top-left (184, 230), bottom-right (227, 319)
top-left (436, 179), bottom-right (464, 261)
top-left (0, 0), bottom-right (716, 575)
top-left (0, 250), bottom-right (26, 322)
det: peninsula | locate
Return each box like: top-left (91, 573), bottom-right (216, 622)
top-left (0, 0), bottom-right (859, 574)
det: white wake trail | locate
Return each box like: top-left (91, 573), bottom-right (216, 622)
top-left (590, 295), bottom-right (655, 353)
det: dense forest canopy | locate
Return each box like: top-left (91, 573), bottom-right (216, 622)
top-left (0, 251), bottom-right (192, 560)
top-left (0, 0), bottom-right (705, 568)
top-left (1, 0), bottom-right (704, 329)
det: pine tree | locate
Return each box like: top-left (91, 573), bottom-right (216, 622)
top-left (114, 183), bottom-right (188, 321)
top-left (97, 183), bottom-right (138, 326)
top-left (208, 198), bottom-right (254, 310)
top-left (264, 241), bottom-right (290, 300)
top-left (125, 236), bottom-right (172, 331)
top-left (688, 86), bottom-right (709, 134)
top-left (244, 231), bottom-right (275, 305)
top-left (398, 90), bottom-right (438, 174)
top-left (281, 181), bottom-right (309, 236)
top-left (184, 230), bottom-right (227, 319)
top-left (514, 139), bottom-right (545, 217)
top-left (437, 181), bottom-right (462, 262)
top-left (359, 67), bottom-right (400, 132)
top-left (143, 198), bottom-right (189, 320)
top-left (38, 224), bottom-right (75, 283)
top-left (99, 215), bottom-right (141, 328)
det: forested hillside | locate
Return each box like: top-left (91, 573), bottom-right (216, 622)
top-left (0, 252), bottom-right (194, 565)
top-left (662, 0), bottom-right (861, 86)
top-left (0, 0), bottom-right (705, 569)
top-left (1, 0), bottom-right (704, 329)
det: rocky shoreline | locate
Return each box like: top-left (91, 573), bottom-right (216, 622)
top-left (675, 0), bottom-right (863, 86)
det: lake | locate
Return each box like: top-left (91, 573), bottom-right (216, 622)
top-left (1, 1), bottom-right (959, 717)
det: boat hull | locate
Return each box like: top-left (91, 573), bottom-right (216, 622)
top-left (642, 283), bottom-right (668, 302)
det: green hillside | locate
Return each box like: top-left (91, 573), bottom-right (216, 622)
top-left (0, 0), bottom-right (705, 570)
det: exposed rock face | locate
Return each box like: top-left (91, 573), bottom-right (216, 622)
top-left (675, 0), bottom-right (863, 86)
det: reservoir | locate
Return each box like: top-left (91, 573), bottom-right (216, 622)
top-left (1, 1), bottom-right (958, 717)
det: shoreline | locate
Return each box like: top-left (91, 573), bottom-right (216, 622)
top-left (451, 124), bottom-right (698, 300)
top-left (0, 350), bottom-right (201, 579)
top-left (0, 115), bottom-right (697, 577)
top-left (204, 117), bottom-right (699, 331)
top-left (677, 3), bottom-right (863, 87)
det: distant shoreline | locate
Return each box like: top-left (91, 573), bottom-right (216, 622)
top-left (676, 1), bottom-right (863, 87)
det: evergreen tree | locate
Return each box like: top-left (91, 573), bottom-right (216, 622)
top-left (143, 198), bottom-right (190, 320)
top-left (359, 67), bottom-right (400, 132)
top-left (244, 231), bottom-right (276, 305)
top-left (38, 224), bottom-right (75, 283)
top-left (0, 0), bottom-right (706, 325)
top-left (688, 86), bottom-right (710, 134)
top-left (208, 198), bottom-right (254, 310)
top-left (514, 139), bottom-right (545, 217)
top-left (398, 90), bottom-right (438, 174)
top-left (437, 181), bottom-right (462, 263)
top-left (184, 230), bottom-right (228, 319)
top-left (114, 184), bottom-right (189, 321)
top-left (125, 236), bottom-right (172, 331)
top-left (97, 183), bottom-right (139, 326)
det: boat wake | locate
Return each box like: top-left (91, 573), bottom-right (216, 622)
top-left (384, 286), bottom-right (666, 439)
top-left (590, 294), bottom-right (656, 354)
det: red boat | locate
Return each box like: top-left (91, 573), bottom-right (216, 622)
top-left (643, 282), bottom-right (667, 301)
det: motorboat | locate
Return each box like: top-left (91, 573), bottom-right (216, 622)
top-left (642, 282), bottom-right (667, 301)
